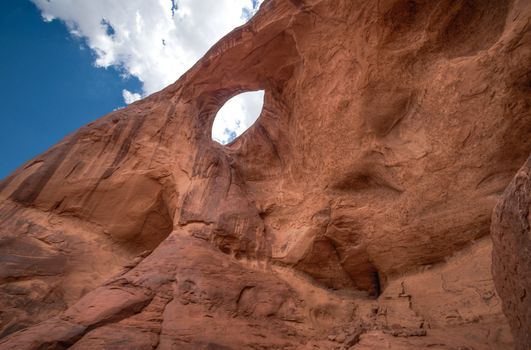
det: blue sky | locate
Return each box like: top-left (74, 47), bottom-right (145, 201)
top-left (0, 0), bottom-right (264, 180)
top-left (0, 1), bottom-right (142, 179)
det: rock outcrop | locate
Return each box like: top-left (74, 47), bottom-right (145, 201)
top-left (0, 0), bottom-right (530, 349)
top-left (492, 155), bottom-right (531, 350)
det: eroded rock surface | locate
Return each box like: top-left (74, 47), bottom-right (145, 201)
top-left (492, 155), bottom-right (531, 350)
top-left (0, 0), bottom-right (530, 349)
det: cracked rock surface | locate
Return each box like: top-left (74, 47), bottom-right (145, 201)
top-left (0, 0), bottom-right (530, 348)
top-left (492, 155), bottom-right (531, 350)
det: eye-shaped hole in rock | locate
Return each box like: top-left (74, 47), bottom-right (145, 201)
top-left (211, 90), bottom-right (265, 145)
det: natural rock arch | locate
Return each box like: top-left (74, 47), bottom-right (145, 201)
top-left (0, 0), bottom-right (530, 348)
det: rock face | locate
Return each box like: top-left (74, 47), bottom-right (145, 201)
top-left (0, 0), bottom-right (530, 349)
top-left (492, 155), bottom-right (531, 350)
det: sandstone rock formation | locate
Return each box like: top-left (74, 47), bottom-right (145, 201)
top-left (492, 155), bottom-right (531, 350)
top-left (0, 0), bottom-right (530, 349)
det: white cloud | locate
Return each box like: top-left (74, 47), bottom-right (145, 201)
top-left (31, 0), bottom-right (265, 140)
top-left (122, 89), bottom-right (142, 104)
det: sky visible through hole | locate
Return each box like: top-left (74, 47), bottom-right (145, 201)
top-left (212, 91), bottom-right (265, 145)
top-left (0, 0), bottom-right (264, 178)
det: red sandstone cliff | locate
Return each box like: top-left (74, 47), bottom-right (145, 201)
top-left (0, 0), bottom-right (530, 349)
